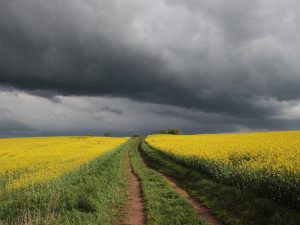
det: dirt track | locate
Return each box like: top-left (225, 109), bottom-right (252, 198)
top-left (136, 142), bottom-right (225, 225)
top-left (119, 143), bottom-right (146, 225)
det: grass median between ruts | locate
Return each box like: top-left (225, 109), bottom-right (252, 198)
top-left (129, 138), bottom-right (206, 225)
top-left (0, 140), bottom-right (131, 225)
top-left (140, 140), bottom-right (300, 225)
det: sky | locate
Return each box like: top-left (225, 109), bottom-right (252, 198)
top-left (1, 0), bottom-right (300, 137)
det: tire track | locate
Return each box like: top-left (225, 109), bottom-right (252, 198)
top-left (137, 142), bottom-right (225, 225)
top-left (119, 141), bottom-right (146, 225)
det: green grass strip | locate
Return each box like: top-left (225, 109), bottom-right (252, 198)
top-left (129, 138), bottom-right (207, 225)
top-left (0, 140), bottom-right (131, 225)
top-left (140, 140), bottom-right (300, 225)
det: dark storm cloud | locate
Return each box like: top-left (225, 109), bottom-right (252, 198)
top-left (0, 0), bottom-right (194, 112)
top-left (0, 0), bottom-right (300, 128)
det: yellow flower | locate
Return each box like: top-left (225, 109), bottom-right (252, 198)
top-left (0, 136), bottom-right (129, 189)
top-left (146, 131), bottom-right (300, 180)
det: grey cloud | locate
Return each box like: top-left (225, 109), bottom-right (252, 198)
top-left (0, 91), bottom-right (299, 138)
top-left (0, 107), bottom-right (12, 114)
top-left (102, 107), bottom-right (123, 115)
top-left (0, 0), bottom-right (300, 135)
top-left (0, 119), bottom-right (35, 132)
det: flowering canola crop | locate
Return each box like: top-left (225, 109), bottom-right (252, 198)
top-left (146, 131), bottom-right (300, 178)
top-left (0, 136), bottom-right (129, 189)
top-left (146, 131), bottom-right (300, 207)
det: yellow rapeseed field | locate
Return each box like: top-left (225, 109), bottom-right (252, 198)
top-left (0, 136), bottom-right (129, 189)
top-left (146, 131), bottom-right (300, 178)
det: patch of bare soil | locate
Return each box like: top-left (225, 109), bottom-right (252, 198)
top-left (119, 144), bottom-right (145, 225)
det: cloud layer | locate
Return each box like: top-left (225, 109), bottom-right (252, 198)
top-left (0, 0), bottom-right (300, 136)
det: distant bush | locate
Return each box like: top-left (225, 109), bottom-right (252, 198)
top-left (104, 133), bottom-right (111, 137)
top-left (160, 128), bottom-right (169, 134)
top-left (132, 133), bottom-right (143, 138)
top-left (159, 128), bottom-right (182, 135)
top-left (85, 134), bottom-right (94, 137)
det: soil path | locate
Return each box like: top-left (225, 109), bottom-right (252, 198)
top-left (137, 143), bottom-right (225, 225)
top-left (119, 141), bottom-right (146, 225)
